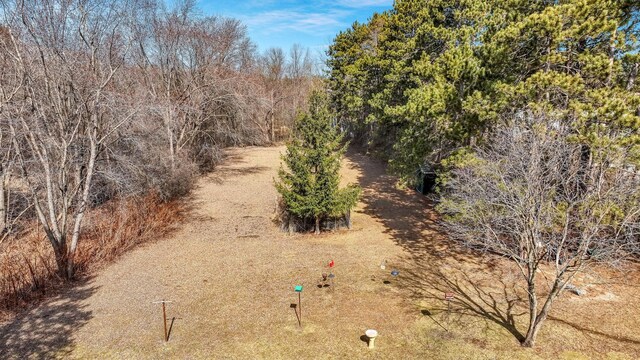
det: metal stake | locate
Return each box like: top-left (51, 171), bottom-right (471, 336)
top-left (294, 285), bottom-right (303, 327)
top-left (298, 292), bottom-right (302, 325)
top-left (444, 293), bottom-right (454, 316)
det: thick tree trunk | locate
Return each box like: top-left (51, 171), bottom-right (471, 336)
top-left (522, 277), bottom-right (563, 347)
top-left (314, 217), bottom-right (320, 235)
top-left (522, 321), bottom-right (542, 347)
top-left (288, 217), bottom-right (294, 234)
top-left (522, 299), bottom-right (553, 347)
top-left (346, 210), bottom-right (352, 230)
top-left (56, 253), bottom-right (70, 279)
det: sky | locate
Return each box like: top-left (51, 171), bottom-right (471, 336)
top-left (196, 0), bottom-right (393, 53)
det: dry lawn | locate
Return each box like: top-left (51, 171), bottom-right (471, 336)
top-left (0, 146), bottom-right (639, 359)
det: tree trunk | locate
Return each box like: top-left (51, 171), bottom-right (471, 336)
top-left (65, 118), bottom-right (99, 280)
top-left (522, 321), bottom-right (542, 347)
top-left (607, 27), bottom-right (617, 86)
top-left (346, 210), bottom-right (352, 230)
top-left (522, 277), bottom-right (562, 347)
top-left (167, 121), bottom-right (176, 172)
top-left (270, 111), bottom-right (275, 142)
top-left (314, 217), bottom-right (320, 235)
top-left (522, 299), bottom-right (553, 347)
top-left (56, 253), bottom-right (69, 280)
top-left (627, 62), bottom-right (638, 91)
top-left (0, 172), bottom-right (6, 232)
top-left (522, 279), bottom-right (538, 347)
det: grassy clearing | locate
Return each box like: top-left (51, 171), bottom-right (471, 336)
top-left (1, 146), bottom-right (638, 359)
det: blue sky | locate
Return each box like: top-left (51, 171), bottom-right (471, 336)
top-left (196, 0), bottom-right (393, 53)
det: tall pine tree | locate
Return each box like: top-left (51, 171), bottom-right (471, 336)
top-left (275, 91), bottom-right (360, 234)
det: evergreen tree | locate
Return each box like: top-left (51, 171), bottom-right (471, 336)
top-left (386, 0), bottom-right (489, 178)
top-left (327, 14), bottom-right (388, 148)
top-left (327, 0), bottom-right (640, 178)
top-left (275, 91), bottom-right (360, 234)
top-left (482, 0), bottom-right (640, 165)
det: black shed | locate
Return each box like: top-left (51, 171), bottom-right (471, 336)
top-left (415, 163), bottom-right (437, 195)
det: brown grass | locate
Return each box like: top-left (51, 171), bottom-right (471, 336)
top-left (1, 146), bottom-right (639, 359)
top-left (0, 228), bottom-right (56, 318)
top-left (0, 194), bottom-right (185, 322)
top-left (78, 193), bottom-right (185, 272)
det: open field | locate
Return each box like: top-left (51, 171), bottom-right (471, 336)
top-left (0, 146), bottom-right (639, 359)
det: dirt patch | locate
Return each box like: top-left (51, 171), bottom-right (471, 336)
top-left (1, 146), bottom-right (638, 359)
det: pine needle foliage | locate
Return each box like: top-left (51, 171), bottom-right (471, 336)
top-left (276, 91), bottom-right (360, 234)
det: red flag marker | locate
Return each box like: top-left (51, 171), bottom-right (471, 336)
top-left (329, 260), bottom-right (335, 268)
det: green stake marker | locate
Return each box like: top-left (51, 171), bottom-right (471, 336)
top-left (294, 285), bottom-right (303, 327)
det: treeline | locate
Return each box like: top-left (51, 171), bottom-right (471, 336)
top-left (0, 0), bottom-right (317, 297)
top-left (328, 0), bottom-right (640, 179)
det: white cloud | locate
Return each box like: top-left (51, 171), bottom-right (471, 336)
top-left (241, 9), bottom-right (350, 35)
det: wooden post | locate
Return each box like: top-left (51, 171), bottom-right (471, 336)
top-left (153, 300), bottom-right (173, 342)
top-left (162, 302), bottom-right (168, 341)
top-left (328, 260), bottom-right (336, 291)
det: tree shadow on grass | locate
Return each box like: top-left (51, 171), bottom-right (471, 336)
top-left (0, 280), bottom-right (98, 359)
top-left (346, 148), bottom-right (474, 265)
top-left (346, 147), bottom-right (640, 352)
top-left (209, 165), bottom-right (271, 182)
top-left (410, 266), bottom-right (527, 342)
top-left (346, 147), bottom-right (527, 341)
top-left (548, 315), bottom-right (640, 346)
top-left (202, 147), bottom-right (272, 185)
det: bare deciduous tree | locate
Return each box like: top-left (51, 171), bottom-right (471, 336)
top-left (131, 1), bottom-right (271, 169)
top-left (2, 0), bottom-right (134, 279)
top-left (260, 45), bottom-right (317, 142)
top-left (0, 25), bottom-right (21, 237)
top-left (438, 112), bottom-right (640, 347)
top-left (287, 43), bottom-right (313, 80)
top-left (0, 0), bottom-right (317, 286)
